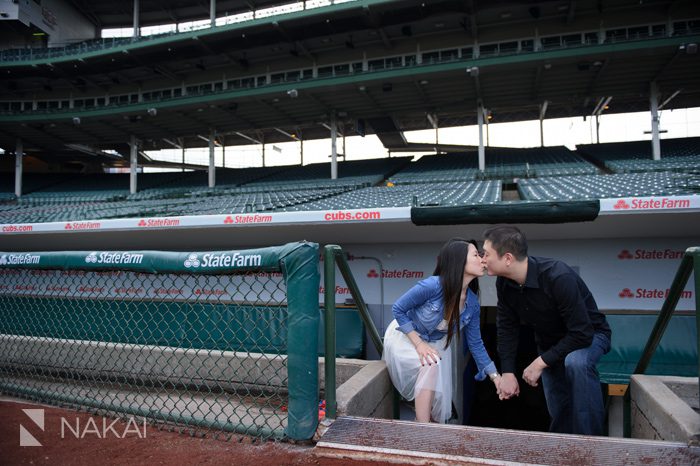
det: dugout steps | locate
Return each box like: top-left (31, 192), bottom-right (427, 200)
top-left (315, 416), bottom-right (700, 465)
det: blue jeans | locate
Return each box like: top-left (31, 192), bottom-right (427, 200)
top-left (540, 333), bottom-right (611, 436)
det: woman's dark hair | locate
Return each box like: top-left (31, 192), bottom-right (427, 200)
top-left (433, 238), bottom-right (480, 348)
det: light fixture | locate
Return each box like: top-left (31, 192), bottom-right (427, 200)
top-left (287, 89), bottom-right (298, 98)
top-left (147, 108), bottom-right (157, 116)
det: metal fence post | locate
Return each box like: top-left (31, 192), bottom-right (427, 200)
top-left (693, 250), bottom-right (700, 409)
top-left (324, 245), bottom-right (337, 419)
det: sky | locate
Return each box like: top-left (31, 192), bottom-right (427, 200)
top-left (143, 107), bottom-right (700, 171)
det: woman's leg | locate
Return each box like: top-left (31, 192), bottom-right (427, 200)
top-left (415, 388), bottom-right (434, 422)
top-left (415, 363), bottom-right (439, 423)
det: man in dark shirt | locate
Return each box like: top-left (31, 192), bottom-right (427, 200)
top-left (481, 225), bottom-right (611, 436)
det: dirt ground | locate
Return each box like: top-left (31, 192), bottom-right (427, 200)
top-left (0, 398), bottom-right (397, 466)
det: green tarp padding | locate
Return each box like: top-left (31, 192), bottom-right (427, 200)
top-left (598, 314), bottom-right (698, 385)
top-left (279, 242), bottom-right (319, 440)
top-left (0, 298), bottom-right (364, 358)
top-left (411, 200), bottom-right (600, 225)
top-left (0, 244), bottom-right (306, 274)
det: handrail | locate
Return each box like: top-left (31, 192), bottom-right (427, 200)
top-left (632, 246), bottom-right (700, 406)
top-left (324, 244), bottom-right (385, 420)
top-left (633, 247), bottom-right (700, 375)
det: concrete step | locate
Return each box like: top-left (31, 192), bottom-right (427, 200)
top-left (315, 416), bottom-right (700, 465)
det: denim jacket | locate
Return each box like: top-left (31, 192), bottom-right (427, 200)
top-left (392, 275), bottom-right (497, 381)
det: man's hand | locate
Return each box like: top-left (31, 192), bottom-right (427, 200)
top-left (497, 373), bottom-right (520, 400)
top-left (522, 356), bottom-right (548, 387)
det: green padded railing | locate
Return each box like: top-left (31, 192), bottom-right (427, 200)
top-left (0, 242), bottom-right (320, 440)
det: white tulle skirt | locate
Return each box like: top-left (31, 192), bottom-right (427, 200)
top-left (382, 319), bottom-right (453, 423)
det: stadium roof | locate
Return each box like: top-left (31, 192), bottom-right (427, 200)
top-left (1, 0), bottom-right (699, 163)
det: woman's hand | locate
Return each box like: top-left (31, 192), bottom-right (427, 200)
top-left (415, 341), bottom-right (441, 366)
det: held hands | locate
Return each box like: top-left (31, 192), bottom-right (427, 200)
top-left (522, 356), bottom-right (548, 387)
top-left (415, 341), bottom-right (441, 366)
top-left (497, 373), bottom-right (520, 400)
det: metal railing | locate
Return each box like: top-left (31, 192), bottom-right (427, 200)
top-left (623, 246), bottom-right (700, 436)
top-left (323, 244), bottom-right (387, 420)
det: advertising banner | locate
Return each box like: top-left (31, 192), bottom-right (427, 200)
top-left (332, 237), bottom-right (696, 312)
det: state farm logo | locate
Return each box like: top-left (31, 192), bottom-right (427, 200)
top-left (619, 288), bottom-right (693, 299)
top-left (0, 253), bottom-right (41, 265)
top-left (65, 222), bottom-right (100, 231)
top-left (618, 249), bottom-right (684, 260)
top-left (613, 200), bottom-right (630, 210)
top-left (139, 218), bottom-right (180, 227)
top-left (84, 252), bottom-right (144, 264)
top-left (184, 254), bottom-right (200, 268)
top-left (367, 269), bottom-right (424, 279)
top-left (618, 250), bottom-right (633, 260)
top-left (224, 216), bottom-right (233, 224)
top-left (619, 288), bottom-right (634, 298)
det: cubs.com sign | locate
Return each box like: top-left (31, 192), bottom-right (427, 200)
top-left (184, 252), bottom-right (262, 268)
top-left (85, 252), bottom-right (144, 265)
top-left (0, 254), bottom-right (41, 266)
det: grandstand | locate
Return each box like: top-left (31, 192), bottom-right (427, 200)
top-left (1, 0), bottom-right (700, 462)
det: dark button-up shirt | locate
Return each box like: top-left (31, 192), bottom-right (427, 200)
top-left (496, 256), bottom-right (611, 372)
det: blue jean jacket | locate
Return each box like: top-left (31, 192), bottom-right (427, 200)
top-left (392, 275), bottom-right (497, 381)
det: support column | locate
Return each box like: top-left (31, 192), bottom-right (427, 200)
top-left (15, 139), bottom-right (23, 198)
top-left (129, 135), bottom-right (138, 194)
top-left (262, 138), bottom-right (266, 167)
top-left (539, 101), bottom-right (548, 147)
top-left (210, 0), bottom-right (216, 27)
top-left (477, 103), bottom-right (485, 172)
top-left (208, 129), bottom-right (215, 188)
top-left (181, 138), bottom-right (185, 172)
top-left (133, 0), bottom-right (140, 38)
top-left (300, 139), bottom-right (304, 165)
top-left (330, 111), bottom-right (338, 179)
top-left (650, 82), bottom-right (661, 161)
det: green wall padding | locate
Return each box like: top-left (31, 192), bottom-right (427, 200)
top-left (411, 200), bottom-right (600, 225)
top-left (598, 314), bottom-right (698, 384)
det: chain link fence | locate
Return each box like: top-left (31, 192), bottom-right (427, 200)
top-left (0, 242), bottom-right (320, 441)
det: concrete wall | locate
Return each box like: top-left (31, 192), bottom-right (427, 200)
top-left (630, 374), bottom-right (700, 444)
top-left (1, 335), bottom-right (394, 419)
top-left (320, 358), bottom-right (394, 419)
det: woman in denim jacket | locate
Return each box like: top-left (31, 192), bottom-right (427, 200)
top-left (383, 238), bottom-right (501, 423)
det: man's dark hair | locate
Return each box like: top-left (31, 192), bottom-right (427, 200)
top-left (483, 225), bottom-right (528, 260)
